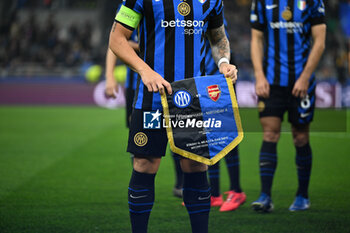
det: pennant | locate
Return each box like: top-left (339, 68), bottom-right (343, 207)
top-left (161, 74), bottom-right (243, 165)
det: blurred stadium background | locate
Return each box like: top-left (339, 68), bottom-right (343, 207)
top-left (0, 0), bottom-right (349, 107)
top-left (0, 0), bottom-right (349, 233)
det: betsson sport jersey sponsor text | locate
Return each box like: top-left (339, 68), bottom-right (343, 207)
top-left (161, 19), bottom-right (205, 35)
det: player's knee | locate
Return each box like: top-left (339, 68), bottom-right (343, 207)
top-left (133, 157), bottom-right (161, 174)
top-left (263, 131), bottom-right (280, 142)
top-left (180, 159), bottom-right (207, 173)
top-left (293, 133), bottom-right (309, 147)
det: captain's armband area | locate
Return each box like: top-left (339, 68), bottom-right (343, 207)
top-left (115, 5), bottom-right (142, 30)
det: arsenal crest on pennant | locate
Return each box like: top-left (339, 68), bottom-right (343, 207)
top-left (207, 84), bottom-right (221, 102)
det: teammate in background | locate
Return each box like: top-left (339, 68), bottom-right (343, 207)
top-left (109, 1), bottom-right (237, 232)
top-left (250, 0), bottom-right (326, 212)
top-left (172, 152), bottom-right (184, 198)
top-left (105, 30), bottom-right (139, 125)
top-left (105, 26), bottom-right (139, 166)
top-left (105, 3), bottom-right (139, 119)
top-left (205, 18), bottom-right (246, 212)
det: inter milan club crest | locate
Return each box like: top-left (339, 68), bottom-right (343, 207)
top-left (178, 1), bottom-right (190, 16)
top-left (282, 7), bottom-right (292, 21)
top-left (207, 85), bottom-right (221, 102)
top-left (134, 132), bottom-right (148, 147)
top-left (258, 101), bottom-right (265, 113)
top-left (297, 0), bottom-right (306, 11)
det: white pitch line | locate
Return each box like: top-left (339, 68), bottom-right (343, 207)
top-left (310, 132), bottom-right (350, 139)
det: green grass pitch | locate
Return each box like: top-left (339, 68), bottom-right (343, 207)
top-left (0, 106), bottom-right (349, 233)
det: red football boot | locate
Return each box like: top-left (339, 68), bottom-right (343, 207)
top-left (219, 191), bottom-right (246, 212)
top-left (211, 195), bottom-right (224, 207)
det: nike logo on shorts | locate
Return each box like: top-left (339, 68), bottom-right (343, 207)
top-left (266, 4), bottom-right (277, 10)
top-left (300, 112), bottom-right (311, 118)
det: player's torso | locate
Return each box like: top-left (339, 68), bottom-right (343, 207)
top-left (135, 0), bottom-right (220, 110)
top-left (138, 0), bottom-right (219, 79)
top-left (263, 0), bottom-right (316, 86)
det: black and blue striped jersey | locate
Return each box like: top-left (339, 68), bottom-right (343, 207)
top-left (250, 0), bottom-right (325, 87)
top-left (125, 30), bottom-right (139, 91)
top-left (116, 0), bottom-right (224, 110)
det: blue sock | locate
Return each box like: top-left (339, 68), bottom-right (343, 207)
top-left (128, 170), bottom-right (155, 233)
top-left (295, 143), bottom-right (312, 198)
top-left (208, 162), bottom-right (220, 197)
top-left (259, 141), bottom-right (277, 196)
top-left (183, 171), bottom-right (211, 233)
top-left (225, 147), bottom-right (242, 192)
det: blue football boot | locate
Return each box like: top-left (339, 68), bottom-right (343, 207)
top-left (289, 195), bottom-right (310, 211)
top-left (251, 193), bottom-right (274, 213)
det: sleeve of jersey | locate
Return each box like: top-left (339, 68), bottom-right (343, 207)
top-left (250, 0), bottom-right (265, 31)
top-left (115, 3), bottom-right (143, 31)
top-left (208, 0), bottom-right (224, 29)
top-left (310, 0), bottom-right (325, 26)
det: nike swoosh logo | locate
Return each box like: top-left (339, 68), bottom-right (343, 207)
top-left (198, 195), bottom-right (211, 200)
top-left (130, 194), bottom-right (147, 199)
top-left (260, 162), bottom-right (270, 166)
top-left (300, 112), bottom-right (310, 118)
top-left (266, 4), bottom-right (277, 10)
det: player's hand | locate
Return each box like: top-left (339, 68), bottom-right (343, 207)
top-left (140, 68), bottom-right (172, 95)
top-left (292, 77), bottom-right (309, 98)
top-left (105, 75), bottom-right (119, 99)
top-left (219, 63), bottom-right (238, 83)
top-left (255, 72), bottom-right (270, 98)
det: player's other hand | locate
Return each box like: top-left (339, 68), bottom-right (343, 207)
top-left (220, 63), bottom-right (238, 84)
top-left (292, 77), bottom-right (309, 98)
top-left (140, 68), bottom-right (172, 95)
top-left (255, 72), bottom-right (270, 98)
top-left (105, 75), bottom-right (119, 99)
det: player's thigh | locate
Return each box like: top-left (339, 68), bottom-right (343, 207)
top-left (180, 158), bottom-right (207, 173)
top-left (258, 86), bottom-right (288, 142)
top-left (258, 86), bottom-right (288, 122)
top-left (260, 116), bottom-right (282, 142)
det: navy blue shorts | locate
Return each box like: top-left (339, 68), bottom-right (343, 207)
top-left (258, 85), bottom-right (315, 125)
top-left (127, 109), bottom-right (168, 157)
